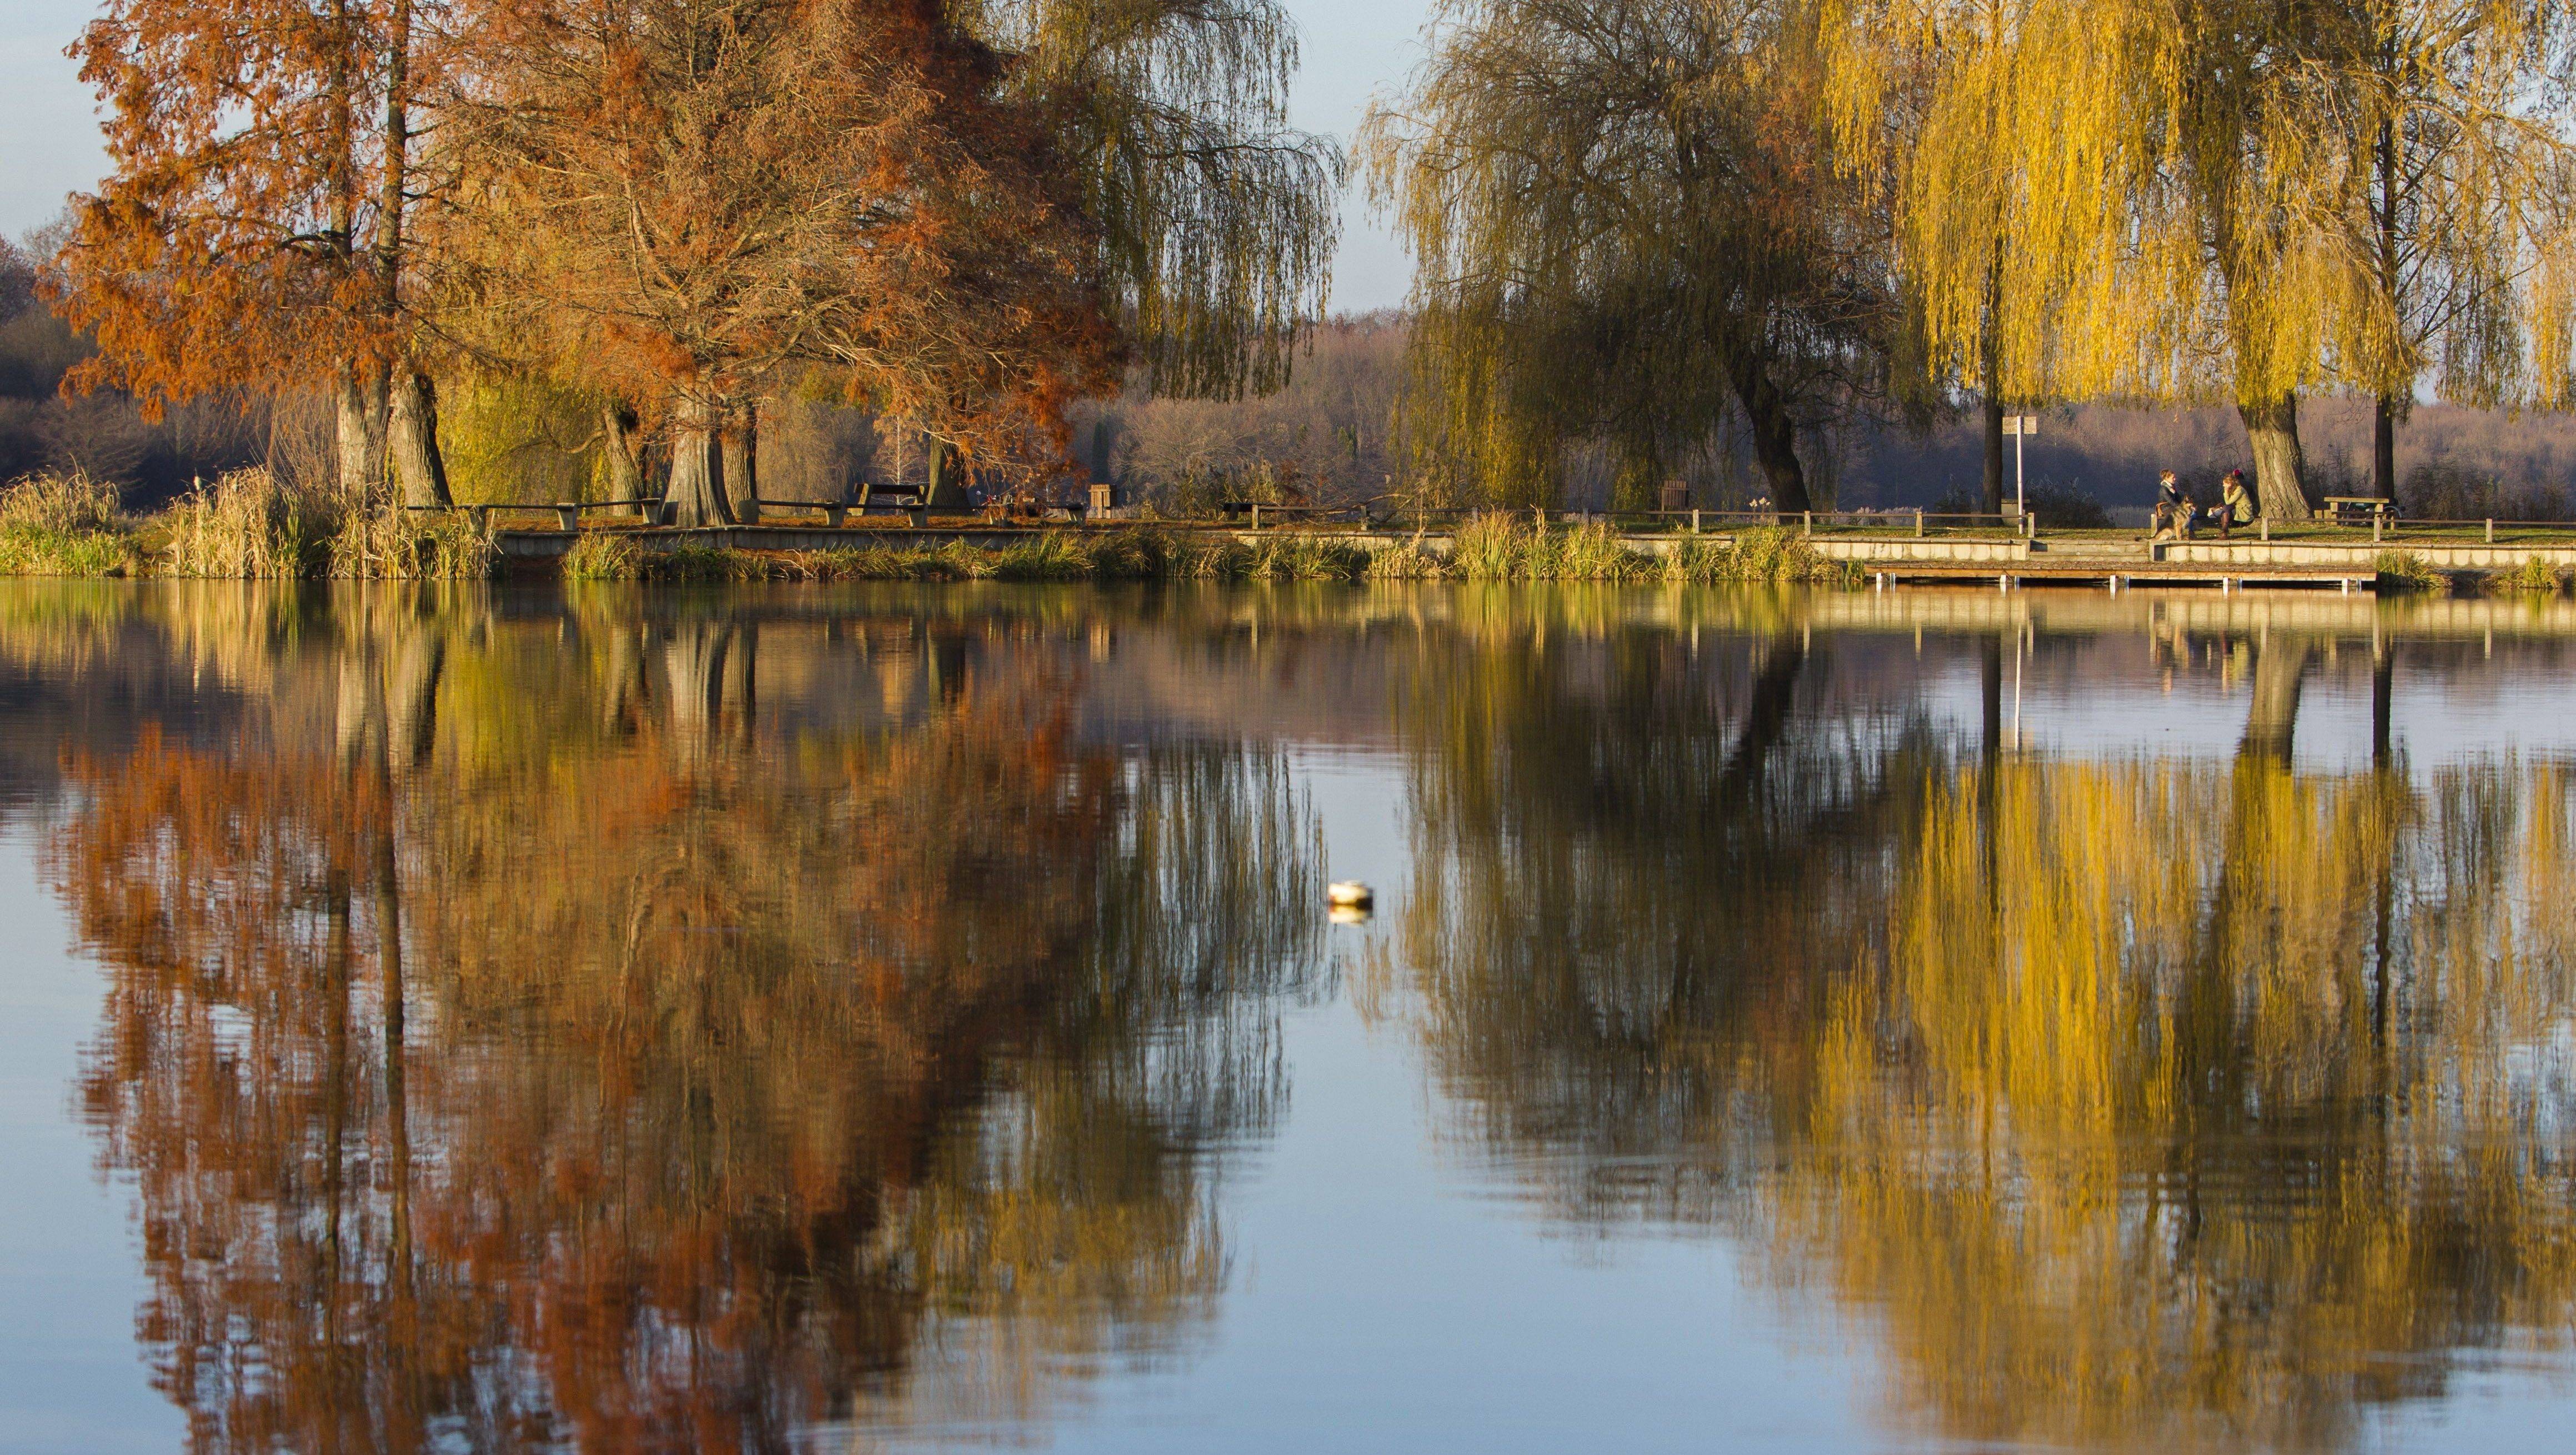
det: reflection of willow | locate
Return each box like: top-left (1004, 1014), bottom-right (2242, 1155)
top-left (1395, 619), bottom-right (1932, 1223)
top-left (57, 597), bottom-right (1321, 1452)
top-left (1401, 628), bottom-right (2576, 1450)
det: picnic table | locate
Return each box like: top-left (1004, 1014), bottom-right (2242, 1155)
top-left (2320, 496), bottom-right (2395, 524)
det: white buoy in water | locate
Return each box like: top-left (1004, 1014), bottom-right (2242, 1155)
top-left (1327, 880), bottom-right (1374, 907)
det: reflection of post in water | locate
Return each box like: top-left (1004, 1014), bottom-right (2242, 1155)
top-left (2373, 639), bottom-right (2395, 766)
top-left (1979, 633), bottom-right (2005, 919)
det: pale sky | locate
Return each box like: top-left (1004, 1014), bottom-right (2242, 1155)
top-left (0, 0), bottom-right (1427, 310)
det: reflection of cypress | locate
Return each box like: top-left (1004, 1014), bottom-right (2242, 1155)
top-left (51, 593), bottom-right (1323, 1453)
top-left (1395, 623), bottom-right (2576, 1452)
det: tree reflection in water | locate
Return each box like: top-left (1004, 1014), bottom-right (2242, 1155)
top-left (33, 581), bottom-right (2576, 1454)
top-left (43, 586), bottom-right (1322, 1453)
top-left (1394, 602), bottom-right (2576, 1452)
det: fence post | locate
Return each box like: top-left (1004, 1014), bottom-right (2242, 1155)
top-left (2373, 513), bottom-right (2383, 543)
top-left (1802, 509), bottom-right (1813, 536)
top-left (1250, 503), bottom-right (1261, 531)
top-left (2487, 518), bottom-right (2495, 544)
top-left (1916, 508), bottom-right (1925, 538)
top-left (1690, 508), bottom-right (1701, 534)
top-left (2260, 517), bottom-right (2269, 542)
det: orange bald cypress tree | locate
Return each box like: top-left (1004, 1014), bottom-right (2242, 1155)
top-left (58, 0), bottom-right (454, 505)
top-left (441, 0), bottom-right (1118, 524)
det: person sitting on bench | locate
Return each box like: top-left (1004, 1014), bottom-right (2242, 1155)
top-left (2152, 471), bottom-right (2197, 542)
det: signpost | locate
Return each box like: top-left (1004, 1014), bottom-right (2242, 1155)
top-left (2002, 414), bottom-right (2039, 523)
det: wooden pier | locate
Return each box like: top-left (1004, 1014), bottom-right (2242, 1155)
top-left (1860, 559), bottom-right (2377, 594)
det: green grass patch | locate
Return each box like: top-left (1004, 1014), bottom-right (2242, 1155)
top-left (0, 472), bottom-right (142, 576)
top-left (0, 522), bottom-right (142, 576)
top-left (2484, 555), bottom-right (2568, 596)
top-left (2375, 550), bottom-right (2449, 595)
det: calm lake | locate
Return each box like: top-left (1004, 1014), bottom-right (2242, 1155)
top-left (11, 580), bottom-right (2576, 1453)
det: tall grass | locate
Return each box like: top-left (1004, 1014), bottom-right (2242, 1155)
top-left (0, 472), bottom-right (141, 576)
top-left (162, 469), bottom-right (342, 578)
top-left (2483, 555), bottom-right (2568, 596)
top-left (158, 468), bottom-right (495, 579)
top-left (332, 499), bottom-right (496, 579)
top-left (2375, 550), bottom-right (2449, 595)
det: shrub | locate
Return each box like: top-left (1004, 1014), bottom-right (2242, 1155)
top-left (2374, 550), bottom-right (2448, 594)
top-left (562, 531), bottom-right (646, 582)
top-left (1665, 526), bottom-right (1855, 584)
top-left (2025, 482), bottom-right (2111, 529)
top-left (2483, 555), bottom-right (2567, 596)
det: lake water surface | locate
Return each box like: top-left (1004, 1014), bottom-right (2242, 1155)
top-left (9, 580), bottom-right (2576, 1453)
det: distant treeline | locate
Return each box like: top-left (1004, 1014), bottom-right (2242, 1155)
top-left (0, 238), bottom-right (263, 503)
top-left (21, 281), bottom-right (2576, 523)
top-left (1074, 314), bottom-right (2576, 521)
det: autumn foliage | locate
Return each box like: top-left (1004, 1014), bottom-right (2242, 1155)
top-left (47, 0), bottom-right (1335, 520)
top-left (440, 0), bottom-right (1119, 522)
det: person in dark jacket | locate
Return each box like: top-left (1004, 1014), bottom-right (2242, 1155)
top-left (2153, 471), bottom-right (2194, 541)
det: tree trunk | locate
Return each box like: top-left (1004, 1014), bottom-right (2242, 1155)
top-left (336, 363), bottom-right (388, 495)
top-left (666, 394), bottom-right (732, 527)
top-left (723, 401), bottom-right (759, 523)
top-left (2238, 392), bottom-right (2311, 520)
top-left (2373, 392), bottom-right (2399, 502)
top-left (601, 405), bottom-right (648, 516)
top-left (1728, 356), bottom-right (1812, 513)
top-left (387, 371), bottom-right (452, 508)
top-left (1982, 395), bottom-right (2006, 515)
top-left (925, 437), bottom-right (970, 512)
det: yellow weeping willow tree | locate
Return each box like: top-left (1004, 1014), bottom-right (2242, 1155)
top-left (1818, 0), bottom-right (2576, 517)
top-left (1362, 0), bottom-right (1910, 511)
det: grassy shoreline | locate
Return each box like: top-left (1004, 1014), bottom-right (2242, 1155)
top-left (560, 514), bottom-right (1858, 586)
top-left (1, 469), bottom-right (492, 580)
top-left (0, 469), bottom-right (1858, 586)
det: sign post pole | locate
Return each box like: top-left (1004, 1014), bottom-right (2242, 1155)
top-left (2003, 414), bottom-right (2039, 523)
